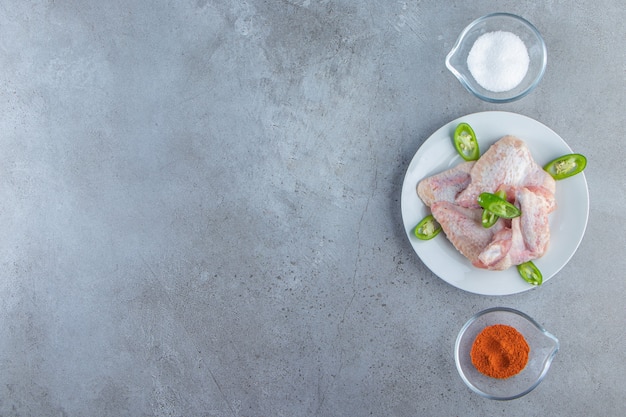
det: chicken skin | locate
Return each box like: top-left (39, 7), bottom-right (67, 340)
top-left (455, 135), bottom-right (555, 209)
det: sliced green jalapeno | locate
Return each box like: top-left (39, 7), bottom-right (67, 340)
top-left (413, 214), bottom-right (442, 240)
top-left (481, 210), bottom-right (498, 228)
top-left (544, 153), bottom-right (587, 180)
top-left (453, 123), bottom-right (480, 161)
top-left (477, 192), bottom-right (521, 219)
top-left (517, 261), bottom-right (543, 286)
top-left (481, 190), bottom-right (507, 228)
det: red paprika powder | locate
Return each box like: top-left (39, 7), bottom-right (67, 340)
top-left (470, 324), bottom-right (529, 378)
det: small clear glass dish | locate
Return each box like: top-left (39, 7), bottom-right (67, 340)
top-left (445, 13), bottom-right (547, 103)
top-left (454, 307), bottom-right (559, 400)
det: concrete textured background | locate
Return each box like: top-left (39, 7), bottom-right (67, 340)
top-left (1, 1), bottom-right (625, 416)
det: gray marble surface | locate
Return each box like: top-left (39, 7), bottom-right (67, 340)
top-left (1, 1), bottom-right (624, 416)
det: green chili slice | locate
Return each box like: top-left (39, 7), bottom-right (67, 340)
top-left (481, 190), bottom-right (507, 228)
top-left (477, 192), bottom-right (521, 219)
top-left (544, 153), bottom-right (587, 180)
top-left (413, 214), bottom-right (442, 240)
top-left (517, 261), bottom-right (543, 286)
top-left (481, 209), bottom-right (498, 228)
top-left (453, 123), bottom-right (480, 161)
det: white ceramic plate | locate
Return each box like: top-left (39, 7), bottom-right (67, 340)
top-left (401, 111), bottom-right (589, 295)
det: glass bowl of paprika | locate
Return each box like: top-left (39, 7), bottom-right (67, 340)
top-left (454, 307), bottom-right (559, 400)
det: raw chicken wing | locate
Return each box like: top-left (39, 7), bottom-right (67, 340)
top-left (417, 161), bottom-right (474, 207)
top-left (430, 201), bottom-right (504, 267)
top-left (417, 135), bottom-right (558, 271)
top-left (455, 135), bottom-right (556, 208)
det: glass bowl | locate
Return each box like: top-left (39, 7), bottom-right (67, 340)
top-left (445, 13), bottom-right (547, 103)
top-left (454, 307), bottom-right (559, 400)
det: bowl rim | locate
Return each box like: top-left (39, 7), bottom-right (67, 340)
top-left (454, 307), bottom-right (559, 400)
top-left (445, 12), bottom-right (548, 103)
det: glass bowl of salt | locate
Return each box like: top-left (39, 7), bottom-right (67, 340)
top-left (445, 13), bottom-right (547, 103)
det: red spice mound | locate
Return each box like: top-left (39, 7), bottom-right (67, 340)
top-left (470, 324), bottom-right (530, 379)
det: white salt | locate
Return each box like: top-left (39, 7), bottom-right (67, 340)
top-left (467, 31), bottom-right (530, 93)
